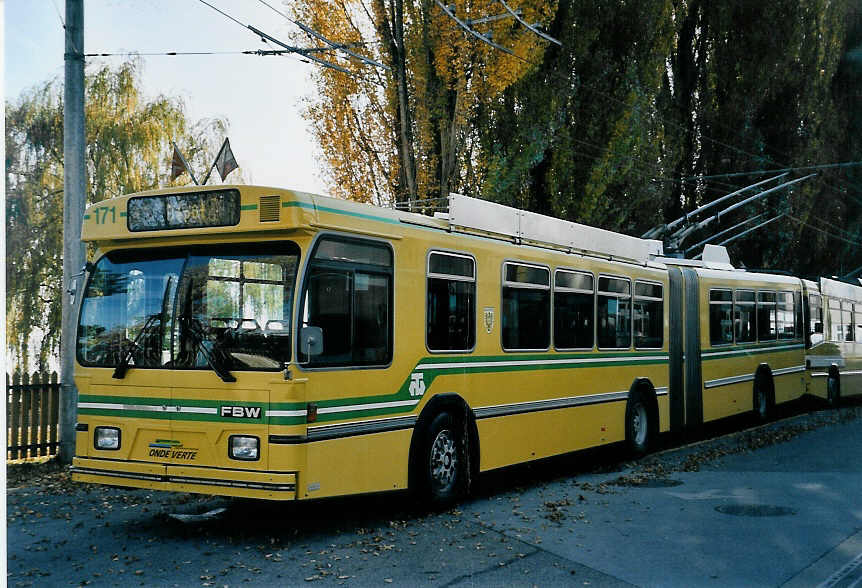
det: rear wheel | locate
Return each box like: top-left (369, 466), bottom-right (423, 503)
top-left (417, 412), bottom-right (466, 508)
top-left (625, 393), bottom-right (652, 457)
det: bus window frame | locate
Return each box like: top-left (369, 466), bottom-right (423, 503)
top-left (793, 290), bottom-right (803, 340)
top-left (295, 231), bottom-right (395, 372)
top-left (596, 273), bottom-right (633, 351)
top-left (776, 290), bottom-right (796, 341)
top-left (500, 260), bottom-right (551, 353)
top-left (708, 288), bottom-right (734, 347)
top-left (77, 242), bottom-right (302, 372)
top-left (633, 279), bottom-right (664, 350)
top-left (425, 248), bottom-right (477, 354)
top-left (843, 300), bottom-right (855, 342)
top-left (808, 293), bottom-right (824, 346)
top-left (827, 297), bottom-right (842, 342)
top-left (734, 289), bottom-right (757, 344)
top-left (552, 267), bottom-right (595, 352)
top-left (756, 290), bottom-right (778, 342)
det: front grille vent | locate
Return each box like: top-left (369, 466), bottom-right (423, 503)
top-left (259, 195), bottom-right (281, 222)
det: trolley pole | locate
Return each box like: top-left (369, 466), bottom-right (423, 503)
top-left (60, 0), bottom-right (85, 464)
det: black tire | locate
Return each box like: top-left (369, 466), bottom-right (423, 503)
top-left (753, 371), bottom-right (773, 422)
top-left (827, 373), bottom-right (841, 408)
top-left (625, 392), bottom-right (652, 457)
top-left (416, 412), bottom-right (467, 508)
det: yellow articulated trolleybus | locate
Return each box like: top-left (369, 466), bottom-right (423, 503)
top-left (71, 185), bottom-right (846, 505)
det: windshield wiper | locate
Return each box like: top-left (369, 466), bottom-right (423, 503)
top-left (182, 317), bottom-right (237, 383)
top-left (112, 313), bottom-right (161, 379)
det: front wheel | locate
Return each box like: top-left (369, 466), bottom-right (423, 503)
top-left (418, 412), bottom-right (466, 508)
top-left (625, 393), bottom-right (652, 457)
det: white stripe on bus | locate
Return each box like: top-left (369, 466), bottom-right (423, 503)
top-left (704, 365), bottom-right (805, 389)
top-left (317, 399), bottom-right (420, 415)
top-left (702, 343), bottom-right (804, 358)
top-left (415, 355), bottom-right (668, 371)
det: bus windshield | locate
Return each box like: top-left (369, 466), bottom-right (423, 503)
top-left (77, 242), bottom-right (300, 373)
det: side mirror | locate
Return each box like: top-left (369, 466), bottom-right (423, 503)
top-left (299, 326), bottom-right (323, 358)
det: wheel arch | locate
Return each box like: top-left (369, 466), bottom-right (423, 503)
top-left (754, 363), bottom-right (776, 396)
top-left (628, 377), bottom-right (660, 437)
top-left (753, 362), bottom-right (776, 415)
top-left (408, 393), bottom-right (479, 491)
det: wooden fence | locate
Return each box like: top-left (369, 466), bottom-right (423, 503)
top-left (7, 372), bottom-right (61, 460)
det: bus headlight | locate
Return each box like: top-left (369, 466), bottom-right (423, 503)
top-left (94, 427), bottom-right (121, 450)
top-left (229, 435), bottom-right (259, 461)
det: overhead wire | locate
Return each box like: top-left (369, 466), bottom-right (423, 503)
top-left (49, 0), bottom-right (65, 27)
top-left (568, 137), bottom-right (743, 195)
top-left (85, 50), bottom-right (264, 57)
top-left (195, 0), bottom-right (355, 75)
top-left (785, 213), bottom-right (862, 247)
top-left (682, 161), bottom-right (862, 181)
top-left (803, 210), bottom-right (862, 241)
top-left (255, 0), bottom-right (390, 70)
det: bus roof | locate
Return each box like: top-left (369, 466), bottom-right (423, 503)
top-left (82, 185), bottom-right (671, 266)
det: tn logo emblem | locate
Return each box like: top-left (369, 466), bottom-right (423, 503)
top-left (408, 372), bottom-right (426, 397)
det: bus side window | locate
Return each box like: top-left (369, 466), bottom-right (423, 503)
top-left (634, 281), bottom-right (663, 349)
top-left (502, 262), bottom-right (550, 351)
top-left (843, 301), bottom-right (854, 342)
top-left (709, 289), bottom-right (733, 346)
top-left (597, 276), bottom-right (631, 349)
top-left (735, 290), bottom-right (756, 343)
top-left (777, 292), bottom-right (795, 340)
top-left (809, 294), bottom-right (823, 346)
top-left (828, 298), bottom-right (842, 342)
top-left (757, 291), bottom-right (777, 341)
top-left (427, 251), bottom-right (476, 352)
top-left (553, 269), bottom-right (594, 350)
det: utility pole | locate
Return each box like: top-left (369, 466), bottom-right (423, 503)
top-left (60, 0), bottom-right (85, 464)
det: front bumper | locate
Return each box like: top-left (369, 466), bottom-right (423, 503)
top-left (71, 457), bottom-right (297, 500)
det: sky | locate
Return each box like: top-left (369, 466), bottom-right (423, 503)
top-left (4, 0), bottom-right (330, 195)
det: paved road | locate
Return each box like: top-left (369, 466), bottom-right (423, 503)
top-left (7, 403), bottom-right (862, 587)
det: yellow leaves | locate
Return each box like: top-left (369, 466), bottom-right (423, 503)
top-left (290, 0), bottom-right (558, 203)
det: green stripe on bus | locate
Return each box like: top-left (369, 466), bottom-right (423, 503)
top-left (76, 407), bottom-right (305, 425)
top-left (77, 395), bottom-right (306, 425)
top-left (78, 394), bottom-right (304, 411)
top-left (282, 200), bottom-right (400, 225)
top-left (77, 351), bottom-right (670, 424)
top-left (241, 204), bottom-right (258, 211)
